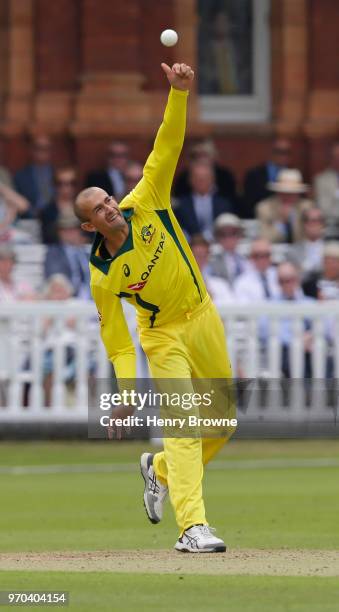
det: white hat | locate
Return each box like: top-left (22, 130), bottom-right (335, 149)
top-left (214, 213), bottom-right (242, 232)
top-left (268, 169), bottom-right (308, 193)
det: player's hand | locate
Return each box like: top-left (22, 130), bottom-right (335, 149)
top-left (107, 405), bottom-right (134, 440)
top-left (161, 62), bottom-right (194, 91)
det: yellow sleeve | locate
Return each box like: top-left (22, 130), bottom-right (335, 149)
top-left (121, 87), bottom-right (188, 211)
top-left (91, 284), bottom-right (136, 379)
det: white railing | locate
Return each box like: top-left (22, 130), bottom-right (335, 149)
top-left (0, 301), bottom-right (339, 427)
top-left (219, 302), bottom-right (339, 431)
top-left (218, 302), bottom-right (339, 379)
top-left (0, 302), bottom-right (106, 422)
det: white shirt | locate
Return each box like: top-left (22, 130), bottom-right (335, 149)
top-left (202, 271), bottom-right (235, 309)
top-left (300, 240), bottom-right (324, 275)
top-left (0, 279), bottom-right (34, 302)
top-left (234, 265), bottom-right (280, 303)
top-left (192, 193), bottom-right (214, 240)
top-left (274, 290), bottom-right (314, 345)
top-left (222, 252), bottom-right (250, 285)
top-left (318, 278), bottom-right (339, 300)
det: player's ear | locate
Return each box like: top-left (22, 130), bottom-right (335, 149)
top-left (81, 221), bottom-right (95, 233)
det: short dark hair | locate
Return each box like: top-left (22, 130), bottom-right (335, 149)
top-left (190, 234), bottom-right (210, 249)
top-left (73, 188), bottom-right (93, 223)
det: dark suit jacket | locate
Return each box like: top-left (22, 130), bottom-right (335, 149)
top-left (44, 244), bottom-right (90, 297)
top-left (302, 272), bottom-right (321, 299)
top-left (174, 194), bottom-right (234, 238)
top-left (243, 164), bottom-right (271, 219)
top-left (14, 164), bottom-right (54, 218)
top-left (85, 170), bottom-right (115, 196)
top-left (174, 164), bottom-right (237, 205)
top-left (39, 200), bottom-right (59, 244)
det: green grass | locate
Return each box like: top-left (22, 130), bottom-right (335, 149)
top-left (0, 440), bottom-right (338, 551)
top-left (0, 573), bottom-right (338, 612)
top-left (0, 439), bottom-right (338, 465)
top-left (0, 440), bottom-right (338, 611)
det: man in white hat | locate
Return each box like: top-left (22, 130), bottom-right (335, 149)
top-left (256, 169), bottom-right (313, 243)
top-left (209, 212), bottom-right (250, 286)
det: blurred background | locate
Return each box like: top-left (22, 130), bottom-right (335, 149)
top-left (0, 0), bottom-right (338, 436)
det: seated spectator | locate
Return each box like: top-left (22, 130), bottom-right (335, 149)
top-left (303, 242), bottom-right (339, 299)
top-left (314, 141), bottom-right (339, 222)
top-left (39, 167), bottom-right (78, 244)
top-left (173, 139), bottom-right (236, 206)
top-left (291, 208), bottom-right (325, 279)
top-left (44, 215), bottom-right (90, 299)
top-left (209, 213), bottom-right (249, 286)
top-left (0, 182), bottom-right (29, 241)
top-left (85, 140), bottom-right (129, 201)
top-left (0, 244), bottom-right (35, 301)
top-left (234, 238), bottom-right (279, 302)
top-left (256, 169), bottom-right (312, 243)
top-left (190, 234), bottom-right (234, 308)
top-left (175, 161), bottom-right (233, 240)
top-left (243, 137), bottom-right (292, 218)
top-left (302, 242), bottom-right (339, 378)
top-left (275, 262), bottom-right (314, 378)
top-left (123, 161), bottom-right (143, 195)
top-left (14, 135), bottom-right (55, 217)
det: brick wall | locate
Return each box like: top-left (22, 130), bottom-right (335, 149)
top-left (309, 0), bottom-right (338, 90)
top-left (35, 0), bottom-right (80, 91)
top-left (0, 0), bottom-right (338, 184)
top-left (81, 0), bottom-right (141, 73)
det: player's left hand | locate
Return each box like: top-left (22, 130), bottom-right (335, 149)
top-left (107, 405), bottom-right (135, 440)
top-left (161, 62), bottom-right (194, 91)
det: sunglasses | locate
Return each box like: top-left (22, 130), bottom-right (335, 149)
top-left (304, 217), bottom-right (324, 224)
top-left (217, 230), bottom-right (241, 237)
top-left (279, 276), bottom-right (297, 284)
top-left (252, 252), bottom-right (271, 259)
top-left (56, 179), bottom-right (76, 187)
top-left (108, 151), bottom-right (128, 158)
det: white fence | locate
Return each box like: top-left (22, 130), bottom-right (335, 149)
top-left (0, 301), bottom-right (339, 428)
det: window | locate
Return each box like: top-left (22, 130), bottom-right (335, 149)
top-left (197, 0), bottom-right (270, 123)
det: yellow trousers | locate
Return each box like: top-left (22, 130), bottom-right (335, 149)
top-left (139, 296), bottom-right (236, 535)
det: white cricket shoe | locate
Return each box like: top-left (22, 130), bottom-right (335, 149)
top-left (175, 525), bottom-right (226, 553)
top-left (140, 452), bottom-right (168, 524)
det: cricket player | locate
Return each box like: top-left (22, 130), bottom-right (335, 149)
top-left (74, 62), bottom-right (236, 553)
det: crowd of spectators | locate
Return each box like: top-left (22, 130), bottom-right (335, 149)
top-left (1, 133), bottom-right (339, 384)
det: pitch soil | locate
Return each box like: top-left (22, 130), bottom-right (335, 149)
top-left (0, 550), bottom-right (338, 576)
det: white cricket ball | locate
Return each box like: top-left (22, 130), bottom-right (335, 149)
top-left (160, 29), bottom-right (178, 47)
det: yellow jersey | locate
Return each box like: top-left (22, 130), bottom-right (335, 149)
top-left (90, 87), bottom-right (208, 378)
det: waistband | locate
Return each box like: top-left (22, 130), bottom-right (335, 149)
top-left (183, 294), bottom-right (212, 321)
top-left (138, 295), bottom-right (212, 333)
